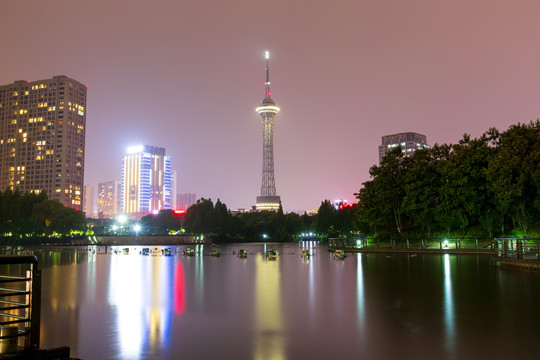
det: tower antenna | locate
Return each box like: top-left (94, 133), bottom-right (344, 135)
top-left (265, 51), bottom-right (271, 98)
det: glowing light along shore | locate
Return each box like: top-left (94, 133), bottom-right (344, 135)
top-left (255, 51), bottom-right (281, 211)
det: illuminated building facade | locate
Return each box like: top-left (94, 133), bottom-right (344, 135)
top-left (171, 170), bottom-right (177, 210)
top-left (0, 75), bottom-right (86, 209)
top-left (255, 51), bottom-right (281, 211)
top-left (378, 132), bottom-right (430, 163)
top-left (97, 180), bottom-right (121, 218)
top-left (121, 145), bottom-right (171, 216)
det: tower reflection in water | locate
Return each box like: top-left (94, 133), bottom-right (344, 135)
top-left (254, 252), bottom-right (285, 360)
top-left (107, 255), bottom-right (184, 359)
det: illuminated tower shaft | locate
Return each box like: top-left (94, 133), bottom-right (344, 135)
top-left (255, 52), bottom-right (281, 211)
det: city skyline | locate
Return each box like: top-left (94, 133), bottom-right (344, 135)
top-left (2, 1), bottom-right (540, 211)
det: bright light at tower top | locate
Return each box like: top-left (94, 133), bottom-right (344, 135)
top-left (265, 51), bottom-right (270, 60)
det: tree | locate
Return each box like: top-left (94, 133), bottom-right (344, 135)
top-left (214, 199), bottom-right (233, 237)
top-left (315, 200), bottom-right (335, 237)
top-left (401, 149), bottom-right (439, 236)
top-left (487, 121), bottom-right (540, 234)
top-left (365, 147), bottom-right (407, 233)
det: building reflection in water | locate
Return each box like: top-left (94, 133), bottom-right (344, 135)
top-left (254, 253), bottom-right (285, 360)
top-left (107, 254), bottom-right (184, 359)
top-left (443, 254), bottom-right (455, 354)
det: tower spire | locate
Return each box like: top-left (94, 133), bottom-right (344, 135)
top-left (265, 51), bottom-right (271, 98)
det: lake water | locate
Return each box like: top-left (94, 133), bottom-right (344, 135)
top-left (32, 242), bottom-right (540, 359)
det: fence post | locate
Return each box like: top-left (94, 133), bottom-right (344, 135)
top-left (407, 239), bottom-right (409, 249)
top-left (475, 239), bottom-right (478, 249)
top-left (517, 239), bottom-right (523, 259)
top-left (28, 264), bottom-right (40, 350)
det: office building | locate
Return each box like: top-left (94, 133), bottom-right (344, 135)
top-left (177, 193), bottom-right (196, 211)
top-left (0, 75), bottom-right (86, 209)
top-left (255, 51), bottom-right (281, 211)
top-left (121, 145), bottom-right (171, 217)
top-left (83, 185), bottom-right (95, 217)
top-left (378, 132), bottom-right (430, 163)
top-left (171, 170), bottom-right (177, 210)
top-left (97, 180), bottom-right (121, 218)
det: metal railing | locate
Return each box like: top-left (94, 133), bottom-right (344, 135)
top-left (494, 238), bottom-right (540, 260)
top-left (0, 255), bottom-right (41, 353)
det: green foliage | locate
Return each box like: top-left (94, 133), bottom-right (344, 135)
top-left (0, 189), bottom-right (85, 238)
top-left (182, 199), bottom-right (312, 242)
top-left (355, 120), bottom-right (540, 239)
top-left (315, 200), bottom-right (335, 236)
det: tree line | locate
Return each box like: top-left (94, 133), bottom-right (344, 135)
top-left (0, 189), bottom-right (86, 238)
top-left (354, 121), bottom-right (540, 240)
top-left (181, 198), bottom-right (315, 242)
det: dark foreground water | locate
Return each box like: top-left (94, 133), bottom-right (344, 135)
top-left (33, 243), bottom-right (540, 360)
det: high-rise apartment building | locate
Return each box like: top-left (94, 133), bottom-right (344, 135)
top-left (121, 145), bottom-right (171, 216)
top-left (0, 75), bottom-right (86, 209)
top-left (83, 185), bottom-right (95, 217)
top-left (177, 193), bottom-right (196, 211)
top-left (97, 180), bottom-right (121, 218)
top-left (378, 132), bottom-right (430, 163)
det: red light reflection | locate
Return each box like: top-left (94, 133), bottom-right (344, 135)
top-left (174, 261), bottom-right (185, 314)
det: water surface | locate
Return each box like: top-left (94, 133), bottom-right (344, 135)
top-left (35, 243), bottom-right (540, 359)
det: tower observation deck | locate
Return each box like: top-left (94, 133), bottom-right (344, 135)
top-left (255, 51), bottom-right (281, 211)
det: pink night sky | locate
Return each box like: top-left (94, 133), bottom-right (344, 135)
top-left (2, 0), bottom-right (540, 212)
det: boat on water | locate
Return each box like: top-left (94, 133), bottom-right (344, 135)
top-left (163, 248), bottom-right (173, 256)
top-left (150, 247), bottom-right (162, 256)
top-left (140, 248), bottom-right (150, 256)
top-left (183, 248), bottom-right (195, 256)
top-left (333, 249), bottom-right (346, 260)
top-left (121, 248), bottom-right (130, 255)
top-left (301, 250), bottom-right (310, 258)
top-left (237, 249), bottom-right (248, 258)
top-left (266, 249), bottom-right (278, 260)
top-left (209, 248), bottom-right (221, 257)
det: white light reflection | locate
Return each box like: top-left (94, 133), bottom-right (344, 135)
top-left (195, 245), bottom-right (204, 310)
top-left (86, 246), bottom-right (97, 304)
top-left (356, 253), bottom-right (365, 335)
top-left (443, 254), bottom-right (455, 353)
top-left (307, 242), bottom-right (315, 316)
top-left (108, 255), bottom-right (144, 359)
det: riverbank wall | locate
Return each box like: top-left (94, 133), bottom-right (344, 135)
top-left (341, 248), bottom-right (496, 255)
top-left (492, 257), bottom-right (540, 271)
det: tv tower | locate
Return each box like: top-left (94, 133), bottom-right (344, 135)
top-left (255, 51), bottom-right (281, 211)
